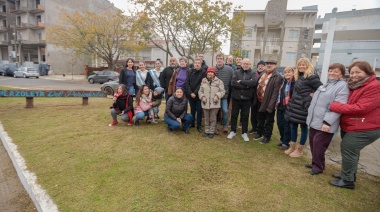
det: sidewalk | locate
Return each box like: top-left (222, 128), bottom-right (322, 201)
top-left (40, 74), bottom-right (87, 81)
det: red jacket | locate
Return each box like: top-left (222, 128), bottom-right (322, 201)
top-left (329, 75), bottom-right (380, 132)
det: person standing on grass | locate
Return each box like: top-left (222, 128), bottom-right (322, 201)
top-left (146, 59), bottom-right (164, 91)
top-left (134, 85), bottom-right (157, 125)
top-left (119, 58), bottom-right (136, 96)
top-left (305, 63), bottom-right (349, 175)
top-left (135, 61), bottom-right (149, 95)
top-left (168, 57), bottom-right (188, 97)
top-left (227, 58), bottom-right (257, 142)
top-left (109, 84), bottom-right (134, 126)
top-left (161, 57), bottom-right (178, 102)
top-left (214, 53), bottom-right (234, 134)
top-left (164, 87), bottom-right (193, 134)
top-left (275, 67), bottom-right (295, 150)
top-left (254, 58), bottom-right (283, 144)
top-left (249, 60), bottom-right (266, 134)
top-left (186, 58), bottom-right (206, 133)
top-left (285, 58), bottom-right (322, 157)
top-left (199, 67), bottom-right (225, 138)
top-left (328, 61), bottom-right (380, 190)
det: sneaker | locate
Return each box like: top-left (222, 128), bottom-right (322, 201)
top-left (151, 120), bottom-right (158, 124)
top-left (253, 134), bottom-right (263, 140)
top-left (279, 144), bottom-right (289, 150)
top-left (242, 133), bottom-right (249, 142)
top-left (227, 131), bottom-right (236, 139)
top-left (260, 137), bottom-right (270, 144)
top-left (248, 129), bottom-right (257, 134)
top-left (109, 121), bottom-right (118, 126)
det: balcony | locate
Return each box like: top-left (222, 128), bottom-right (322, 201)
top-left (29, 4), bottom-right (45, 14)
top-left (0, 11), bottom-right (6, 18)
top-left (13, 22), bottom-right (36, 30)
top-left (10, 6), bottom-right (29, 14)
top-left (0, 26), bottom-right (7, 32)
top-left (30, 22), bottom-right (45, 30)
top-left (256, 38), bottom-right (281, 47)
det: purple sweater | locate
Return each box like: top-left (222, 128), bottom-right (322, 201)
top-left (176, 67), bottom-right (187, 92)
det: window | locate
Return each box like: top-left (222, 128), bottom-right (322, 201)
top-left (286, 52), bottom-right (296, 62)
top-left (2, 5), bottom-right (6, 12)
top-left (244, 28), bottom-right (252, 37)
top-left (3, 34), bottom-right (6, 41)
top-left (2, 20), bottom-right (6, 27)
top-left (303, 29), bottom-right (309, 39)
top-left (38, 32), bottom-right (42, 40)
top-left (36, 15), bottom-right (41, 24)
top-left (16, 16), bottom-right (21, 25)
top-left (242, 50), bottom-right (251, 59)
top-left (288, 30), bottom-right (299, 39)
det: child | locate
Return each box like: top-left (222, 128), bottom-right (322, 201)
top-left (134, 85), bottom-right (158, 125)
top-left (275, 67), bottom-right (295, 150)
top-left (109, 84), bottom-right (134, 126)
top-left (152, 87), bottom-right (164, 119)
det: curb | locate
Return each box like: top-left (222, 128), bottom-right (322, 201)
top-left (0, 122), bottom-right (58, 212)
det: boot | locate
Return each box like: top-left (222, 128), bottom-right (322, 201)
top-left (284, 141), bottom-right (296, 155)
top-left (289, 144), bottom-right (304, 158)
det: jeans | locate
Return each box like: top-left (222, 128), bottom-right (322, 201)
top-left (110, 109), bottom-right (130, 122)
top-left (165, 92), bottom-right (171, 103)
top-left (164, 114), bottom-right (193, 131)
top-left (220, 98), bottom-right (228, 126)
top-left (128, 86), bottom-right (135, 96)
top-left (135, 111), bottom-right (149, 122)
top-left (230, 99), bottom-right (251, 133)
top-left (276, 109), bottom-right (291, 146)
top-left (189, 99), bottom-right (202, 127)
top-left (290, 122), bottom-right (308, 145)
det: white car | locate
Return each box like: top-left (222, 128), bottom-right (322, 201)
top-left (13, 67), bottom-right (40, 78)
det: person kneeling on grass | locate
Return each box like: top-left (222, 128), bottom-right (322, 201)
top-left (198, 67), bottom-right (225, 138)
top-left (164, 87), bottom-right (193, 134)
top-left (109, 84), bottom-right (134, 126)
top-left (134, 85), bottom-right (158, 125)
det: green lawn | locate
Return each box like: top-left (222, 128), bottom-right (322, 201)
top-left (0, 96), bottom-right (379, 211)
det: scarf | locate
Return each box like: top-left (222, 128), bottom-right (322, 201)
top-left (257, 72), bottom-right (272, 103)
top-left (348, 76), bottom-right (369, 90)
top-left (275, 78), bottom-right (292, 109)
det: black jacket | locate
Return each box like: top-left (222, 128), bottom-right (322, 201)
top-left (185, 68), bottom-right (206, 100)
top-left (285, 73), bottom-right (322, 124)
top-left (165, 95), bottom-right (188, 120)
top-left (112, 93), bottom-right (134, 115)
top-left (231, 68), bottom-right (256, 101)
top-left (160, 66), bottom-right (176, 92)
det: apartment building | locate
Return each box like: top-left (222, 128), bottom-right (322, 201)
top-left (0, 0), bottom-right (115, 74)
top-left (313, 8), bottom-right (380, 76)
top-left (230, 0), bottom-right (317, 68)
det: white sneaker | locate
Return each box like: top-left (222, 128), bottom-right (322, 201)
top-left (227, 131), bottom-right (236, 139)
top-left (242, 133), bottom-right (249, 142)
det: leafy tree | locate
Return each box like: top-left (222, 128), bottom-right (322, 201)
top-left (132, 0), bottom-right (245, 62)
top-left (47, 9), bottom-right (145, 69)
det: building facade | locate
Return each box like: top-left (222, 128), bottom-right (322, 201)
top-left (0, 0), bottom-right (115, 74)
top-left (230, 0), bottom-right (317, 68)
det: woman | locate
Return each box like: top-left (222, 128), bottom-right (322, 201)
top-left (146, 59), bottom-right (164, 91)
top-left (198, 67), bottom-right (225, 138)
top-left (135, 61), bottom-right (148, 95)
top-left (276, 67), bottom-right (295, 150)
top-left (134, 85), bottom-right (157, 125)
top-left (119, 58), bottom-right (136, 96)
top-left (168, 57), bottom-right (188, 96)
top-left (285, 58), bottom-right (322, 157)
top-left (305, 63), bottom-right (349, 175)
top-left (164, 87), bottom-right (193, 133)
top-left (109, 84), bottom-right (134, 126)
top-left (328, 61), bottom-right (380, 189)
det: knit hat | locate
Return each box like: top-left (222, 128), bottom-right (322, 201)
top-left (257, 60), bottom-right (265, 67)
top-left (154, 87), bottom-right (164, 95)
top-left (206, 67), bottom-right (216, 75)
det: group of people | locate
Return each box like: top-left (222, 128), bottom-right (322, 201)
top-left (109, 53), bottom-right (380, 190)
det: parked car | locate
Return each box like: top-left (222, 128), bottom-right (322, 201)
top-left (101, 79), bottom-right (119, 96)
top-left (13, 67), bottom-right (40, 78)
top-left (0, 63), bottom-right (18, 76)
top-left (88, 70), bottom-right (119, 84)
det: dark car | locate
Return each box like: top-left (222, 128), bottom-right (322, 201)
top-left (88, 70), bottom-right (119, 84)
top-left (0, 63), bottom-right (18, 76)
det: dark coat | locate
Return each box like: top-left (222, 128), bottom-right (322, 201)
top-left (256, 70), bottom-right (283, 113)
top-left (285, 73), bottom-right (322, 124)
top-left (165, 95), bottom-right (188, 120)
top-left (231, 68), bottom-right (256, 101)
top-left (185, 68), bottom-right (206, 100)
top-left (160, 66), bottom-right (176, 92)
top-left (111, 93), bottom-right (134, 122)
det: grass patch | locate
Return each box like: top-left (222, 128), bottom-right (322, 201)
top-left (0, 97), bottom-right (379, 211)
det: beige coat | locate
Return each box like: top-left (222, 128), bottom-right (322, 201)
top-left (198, 76), bottom-right (225, 109)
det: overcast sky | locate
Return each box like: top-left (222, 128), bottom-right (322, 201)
top-left (109, 0), bottom-right (380, 53)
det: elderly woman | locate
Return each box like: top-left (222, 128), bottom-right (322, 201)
top-left (328, 61), bottom-right (380, 189)
top-left (305, 63), bottom-right (349, 175)
top-left (168, 57), bottom-right (188, 96)
top-left (164, 87), bottom-right (193, 133)
top-left (198, 67), bottom-right (225, 138)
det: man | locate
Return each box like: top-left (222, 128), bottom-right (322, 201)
top-left (186, 59), bottom-right (206, 132)
top-left (215, 53), bottom-right (234, 133)
top-left (235, 56), bottom-right (243, 70)
top-left (227, 58), bottom-right (256, 142)
top-left (225, 55), bottom-right (237, 71)
top-left (249, 60), bottom-right (266, 134)
top-left (189, 52), bottom-right (208, 70)
top-left (253, 59), bottom-right (283, 144)
top-left (160, 57), bottom-right (178, 102)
